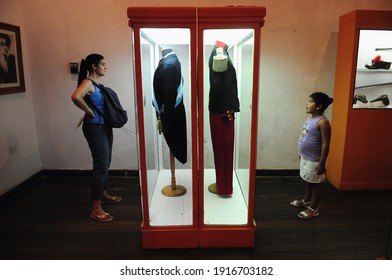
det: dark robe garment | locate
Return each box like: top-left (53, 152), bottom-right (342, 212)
top-left (208, 42), bottom-right (239, 114)
top-left (153, 50), bottom-right (187, 164)
top-left (208, 41), bottom-right (239, 195)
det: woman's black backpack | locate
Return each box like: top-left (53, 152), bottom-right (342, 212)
top-left (87, 78), bottom-right (128, 128)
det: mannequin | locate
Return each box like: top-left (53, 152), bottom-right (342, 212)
top-left (208, 40), bottom-right (239, 196)
top-left (153, 47), bottom-right (187, 197)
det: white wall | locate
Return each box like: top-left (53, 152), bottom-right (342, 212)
top-left (0, 1), bottom-right (41, 196)
top-left (1, 0), bottom-right (392, 195)
top-left (22, 0), bottom-right (137, 171)
top-left (256, 0), bottom-right (392, 168)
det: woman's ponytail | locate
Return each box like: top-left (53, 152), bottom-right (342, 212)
top-left (77, 59), bottom-right (87, 87)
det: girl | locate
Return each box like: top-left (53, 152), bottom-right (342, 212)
top-left (71, 53), bottom-right (122, 223)
top-left (291, 92), bottom-right (333, 219)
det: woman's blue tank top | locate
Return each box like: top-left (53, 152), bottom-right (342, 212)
top-left (84, 84), bottom-right (104, 124)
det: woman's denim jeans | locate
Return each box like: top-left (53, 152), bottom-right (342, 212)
top-left (82, 122), bottom-right (113, 200)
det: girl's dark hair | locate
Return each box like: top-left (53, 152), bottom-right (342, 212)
top-left (77, 53), bottom-right (104, 86)
top-left (310, 92), bottom-right (333, 113)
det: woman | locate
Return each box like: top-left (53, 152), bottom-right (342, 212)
top-left (71, 53), bottom-right (122, 223)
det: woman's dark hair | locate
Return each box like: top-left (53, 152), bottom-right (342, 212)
top-left (310, 92), bottom-right (333, 113)
top-left (77, 53), bottom-right (104, 86)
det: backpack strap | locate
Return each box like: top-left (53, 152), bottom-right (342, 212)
top-left (86, 77), bottom-right (100, 88)
top-left (85, 78), bottom-right (105, 118)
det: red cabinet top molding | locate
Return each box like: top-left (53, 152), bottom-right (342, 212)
top-left (127, 6), bottom-right (266, 25)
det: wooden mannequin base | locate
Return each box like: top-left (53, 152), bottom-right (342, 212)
top-left (161, 185), bottom-right (187, 197)
top-left (208, 183), bottom-right (218, 194)
top-left (208, 183), bottom-right (232, 197)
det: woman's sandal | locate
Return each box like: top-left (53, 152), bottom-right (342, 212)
top-left (90, 213), bottom-right (114, 223)
top-left (290, 199), bottom-right (311, 207)
top-left (298, 207), bottom-right (319, 219)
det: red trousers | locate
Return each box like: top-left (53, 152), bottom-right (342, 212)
top-left (209, 112), bottom-right (235, 195)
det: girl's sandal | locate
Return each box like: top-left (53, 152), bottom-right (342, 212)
top-left (290, 199), bottom-right (311, 207)
top-left (298, 207), bottom-right (319, 219)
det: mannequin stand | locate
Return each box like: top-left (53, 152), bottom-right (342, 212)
top-left (161, 151), bottom-right (187, 197)
top-left (208, 182), bottom-right (232, 197)
top-left (208, 183), bottom-right (219, 194)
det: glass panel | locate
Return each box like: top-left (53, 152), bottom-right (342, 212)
top-left (203, 29), bottom-right (255, 225)
top-left (140, 28), bottom-right (192, 226)
top-left (353, 30), bottom-right (392, 109)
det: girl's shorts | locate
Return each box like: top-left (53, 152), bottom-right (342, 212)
top-left (300, 157), bottom-right (325, 183)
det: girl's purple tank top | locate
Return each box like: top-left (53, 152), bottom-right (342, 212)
top-left (298, 115), bottom-right (325, 162)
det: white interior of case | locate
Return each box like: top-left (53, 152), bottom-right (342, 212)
top-left (148, 169), bottom-right (248, 226)
top-left (148, 169), bottom-right (193, 226)
top-left (354, 30), bottom-right (392, 109)
top-left (140, 28), bottom-right (255, 227)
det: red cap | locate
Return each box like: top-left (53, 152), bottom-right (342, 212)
top-left (215, 40), bottom-right (226, 48)
top-left (372, 55), bottom-right (382, 64)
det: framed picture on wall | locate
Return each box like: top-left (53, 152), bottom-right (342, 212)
top-left (0, 22), bottom-right (25, 95)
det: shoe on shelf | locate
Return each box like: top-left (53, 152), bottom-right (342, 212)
top-left (353, 94), bottom-right (369, 108)
top-left (370, 95), bottom-right (390, 107)
top-left (298, 207), bottom-right (319, 219)
top-left (365, 56), bottom-right (391, 70)
top-left (290, 199), bottom-right (310, 207)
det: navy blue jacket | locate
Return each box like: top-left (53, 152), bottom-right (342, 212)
top-left (153, 52), bottom-right (187, 164)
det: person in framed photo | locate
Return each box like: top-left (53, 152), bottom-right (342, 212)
top-left (0, 33), bottom-right (17, 84)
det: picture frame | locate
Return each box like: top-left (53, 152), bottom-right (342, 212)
top-left (0, 22), bottom-right (25, 95)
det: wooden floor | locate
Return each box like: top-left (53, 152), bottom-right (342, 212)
top-left (0, 175), bottom-right (391, 260)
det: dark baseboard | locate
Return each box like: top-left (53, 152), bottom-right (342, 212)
top-left (0, 170), bottom-right (44, 209)
top-left (0, 169), bottom-right (138, 209)
top-left (256, 169), bottom-right (299, 176)
top-left (41, 169), bottom-right (139, 177)
top-left (40, 169), bottom-right (299, 177)
top-left (1, 169), bottom-right (298, 209)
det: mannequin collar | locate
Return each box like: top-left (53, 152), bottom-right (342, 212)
top-left (163, 51), bottom-right (175, 58)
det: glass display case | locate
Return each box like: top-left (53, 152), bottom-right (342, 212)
top-left (197, 14), bottom-right (263, 246)
top-left (353, 30), bottom-right (392, 109)
top-left (128, 6), bottom-right (266, 248)
top-left (328, 10), bottom-right (392, 191)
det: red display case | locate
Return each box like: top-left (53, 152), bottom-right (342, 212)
top-left (128, 6), bottom-right (266, 248)
top-left (328, 10), bottom-right (392, 191)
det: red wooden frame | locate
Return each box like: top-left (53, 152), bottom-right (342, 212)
top-left (130, 20), bottom-right (198, 248)
top-left (328, 10), bottom-right (392, 191)
top-left (128, 6), bottom-right (266, 248)
top-left (197, 7), bottom-right (265, 248)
